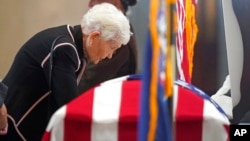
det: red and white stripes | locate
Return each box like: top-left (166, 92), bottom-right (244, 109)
top-left (42, 76), bottom-right (140, 141)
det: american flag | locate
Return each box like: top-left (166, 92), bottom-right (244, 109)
top-left (176, 0), bottom-right (198, 82)
top-left (42, 75), bottom-right (141, 141)
top-left (42, 75), bottom-right (230, 141)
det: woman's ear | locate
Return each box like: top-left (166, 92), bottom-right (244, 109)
top-left (89, 31), bottom-right (100, 41)
top-left (86, 31), bottom-right (100, 47)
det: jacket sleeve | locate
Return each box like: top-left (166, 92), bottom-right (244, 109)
top-left (45, 44), bottom-right (80, 107)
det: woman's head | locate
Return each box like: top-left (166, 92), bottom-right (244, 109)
top-left (81, 3), bottom-right (131, 64)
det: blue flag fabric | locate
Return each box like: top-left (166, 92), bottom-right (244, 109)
top-left (139, 0), bottom-right (173, 140)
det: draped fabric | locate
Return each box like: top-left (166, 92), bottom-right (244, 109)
top-left (138, 0), bottom-right (173, 141)
top-left (42, 75), bottom-right (230, 141)
top-left (174, 80), bottom-right (230, 141)
top-left (42, 75), bottom-right (140, 141)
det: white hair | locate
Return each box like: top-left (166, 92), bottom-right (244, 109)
top-left (81, 3), bottom-right (131, 45)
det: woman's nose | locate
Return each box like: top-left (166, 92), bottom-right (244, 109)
top-left (107, 53), bottom-right (113, 59)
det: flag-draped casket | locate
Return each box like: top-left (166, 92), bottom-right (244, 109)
top-left (42, 75), bottom-right (140, 141)
top-left (42, 75), bottom-right (229, 141)
top-left (174, 80), bottom-right (230, 141)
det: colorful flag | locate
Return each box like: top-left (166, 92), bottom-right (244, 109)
top-left (42, 75), bottom-right (141, 141)
top-left (176, 0), bottom-right (198, 82)
top-left (139, 0), bottom-right (173, 141)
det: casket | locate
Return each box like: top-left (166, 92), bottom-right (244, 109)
top-left (42, 75), bottom-right (140, 141)
top-left (42, 75), bottom-right (230, 141)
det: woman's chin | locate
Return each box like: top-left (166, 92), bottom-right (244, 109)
top-left (92, 59), bottom-right (100, 64)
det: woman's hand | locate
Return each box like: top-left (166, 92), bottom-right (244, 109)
top-left (0, 104), bottom-right (8, 135)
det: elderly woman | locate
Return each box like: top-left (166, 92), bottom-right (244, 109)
top-left (78, 0), bottom-right (138, 93)
top-left (0, 3), bottom-right (131, 141)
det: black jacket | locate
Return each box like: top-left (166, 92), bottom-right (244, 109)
top-left (0, 24), bottom-right (85, 140)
